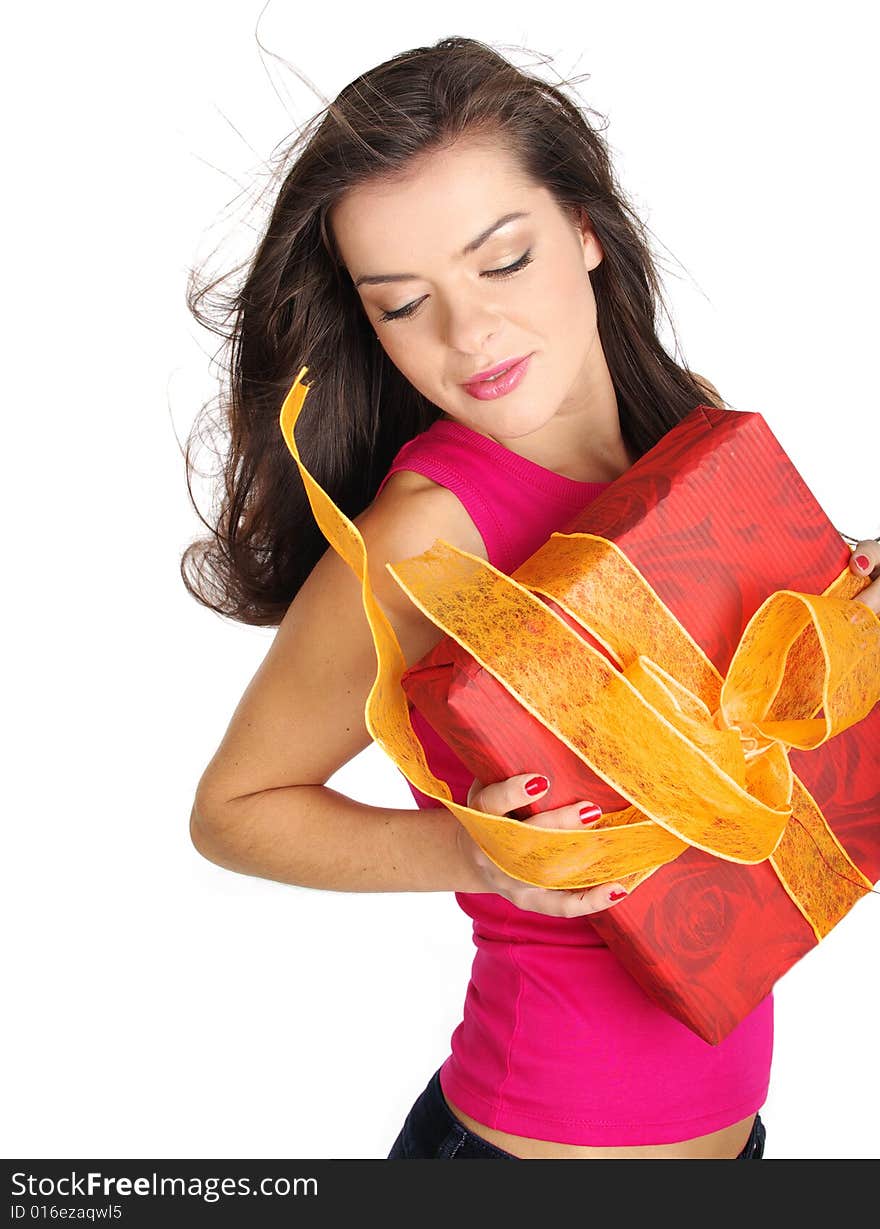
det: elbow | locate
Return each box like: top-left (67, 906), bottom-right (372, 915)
top-left (189, 791), bottom-right (234, 865)
top-left (189, 801), bottom-right (209, 855)
top-left (189, 799), bottom-right (215, 862)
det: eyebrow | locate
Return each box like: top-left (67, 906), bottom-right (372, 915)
top-left (353, 212), bottom-right (530, 288)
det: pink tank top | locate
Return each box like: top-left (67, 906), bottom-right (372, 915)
top-left (376, 417), bottom-right (773, 1146)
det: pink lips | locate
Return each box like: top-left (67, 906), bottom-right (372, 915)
top-left (461, 353), bottom-right (532, 401)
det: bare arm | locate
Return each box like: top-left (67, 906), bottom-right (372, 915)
top-left (190, 471), bottom-right (489, 894)
top-left (190, 785), bottom-right (483, 893)
top-left (190, 467), bottom-right (637, 918)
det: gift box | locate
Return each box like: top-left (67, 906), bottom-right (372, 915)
top-left (277, 369), bottom-right (879, 1047)
top-left (397, 404), bottom-right (880, 1045)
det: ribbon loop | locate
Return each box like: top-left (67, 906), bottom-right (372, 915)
top-left (721, 589), bottom-right (880, 751)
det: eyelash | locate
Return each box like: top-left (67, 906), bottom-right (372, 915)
top-left (378, 249), bottom-right (534, 323)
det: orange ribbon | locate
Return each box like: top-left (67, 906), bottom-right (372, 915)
top-left (280, 368), bottom-right (880, 940)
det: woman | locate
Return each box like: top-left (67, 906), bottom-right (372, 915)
top-left (184, 36), bottom-right (880, 1159)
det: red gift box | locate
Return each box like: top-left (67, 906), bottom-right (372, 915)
top-left (400, 405), bottom-right (880, 1045)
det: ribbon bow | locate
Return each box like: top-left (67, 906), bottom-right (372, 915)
top-left (279, 368), bottom-right (880, 941)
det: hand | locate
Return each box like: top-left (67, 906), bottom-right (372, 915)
top-left (458, 773), bottom-right (630, 918)
top-left (850, 540), bottom-right (880, 615)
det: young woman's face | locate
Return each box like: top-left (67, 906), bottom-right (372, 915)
top-left (330, 135), bottom-right (607, 443)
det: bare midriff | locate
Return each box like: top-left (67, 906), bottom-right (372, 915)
top-left (443, 1093), bottom-right (755, 1159)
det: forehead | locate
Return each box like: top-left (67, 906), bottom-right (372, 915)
top-left (330, 137), bottom-right (544, 267)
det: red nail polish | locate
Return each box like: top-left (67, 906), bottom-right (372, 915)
top-left (579, 804), bottom-right (602, 823)
top-left (609, 890), bottom-right (628, 901)
top-left (854, 554), bottom-right (870, 570)
top-left (525, 775), bottom-right (549, 796)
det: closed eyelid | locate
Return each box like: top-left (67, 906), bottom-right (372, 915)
top-left (364, 230), bottom-right (532, 296)
top-left (353, 212), bottom-right (532, 287)
top-left (374, 248), bottom-right (533, 322)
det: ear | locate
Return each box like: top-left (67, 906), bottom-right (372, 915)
top-left (575, 206), bottom-right (603, 272)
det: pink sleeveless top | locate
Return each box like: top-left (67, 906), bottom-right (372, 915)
top-left (377, 417), bottom-right (773, 1145)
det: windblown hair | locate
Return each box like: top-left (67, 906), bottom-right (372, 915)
top-left (181, 35), bottom-right (722, 627)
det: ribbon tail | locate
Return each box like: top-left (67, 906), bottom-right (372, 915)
top-left (769, 777), bottom-right (874, 941)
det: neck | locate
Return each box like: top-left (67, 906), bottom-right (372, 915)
top-left (451, 364), bottom-right (633, 484)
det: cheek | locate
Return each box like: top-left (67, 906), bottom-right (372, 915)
top-left (527, 255), bottom-right (595, 330)
top-left (562, 255), bottom-right (596, 314)
top-left (380, 331), bottom-right (435, 391)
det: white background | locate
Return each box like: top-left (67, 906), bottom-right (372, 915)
top-left (4, 1), bottom-right (878, 1160)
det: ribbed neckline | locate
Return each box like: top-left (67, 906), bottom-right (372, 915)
top-left (428, 419), bottom-right (611, 501)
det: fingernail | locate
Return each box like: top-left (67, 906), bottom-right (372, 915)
top-left (525, 775), bottom-right (549, 796)
top-left (579, 804), bottom-right (602, 824)
top-left (609, 889), bottom-right (628, 901)
top-left (854, 554), bottom-right (870, 570)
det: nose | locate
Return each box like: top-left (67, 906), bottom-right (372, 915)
top-left (440, 293), bottom-right (504, 357)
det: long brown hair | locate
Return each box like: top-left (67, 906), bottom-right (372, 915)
top-left (181, 36), bottom-right (722, 628)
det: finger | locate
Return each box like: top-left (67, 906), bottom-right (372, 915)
top-left (854, 576), bottom-right (880, 616)
top-left (466, 777), bottom-right (484, 809)
top-left (562, 882), bottom-right (629, 917)
top-left (850, 541), bottom-right (880, 579)
top-left (849, 542), bottom-right (880, 615)
top-left (524, 800), bottom-right (604, 830)
top-left (472, 772), bottom-right (551, 817)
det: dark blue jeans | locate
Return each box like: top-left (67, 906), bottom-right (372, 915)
top-left (387, 1068), bottom-right (766, 1159)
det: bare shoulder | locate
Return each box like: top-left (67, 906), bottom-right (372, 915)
top-left (690, 372), bottom-right (724, 406)
top-left (360, 468), bottom-right (489, 571)
top-left (350, 466), bottom-right (490, 660)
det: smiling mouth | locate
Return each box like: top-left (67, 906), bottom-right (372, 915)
top-left (462, 354), bottom-right (530, 385)
top-left (475, 364), bottom-right (515, 382)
